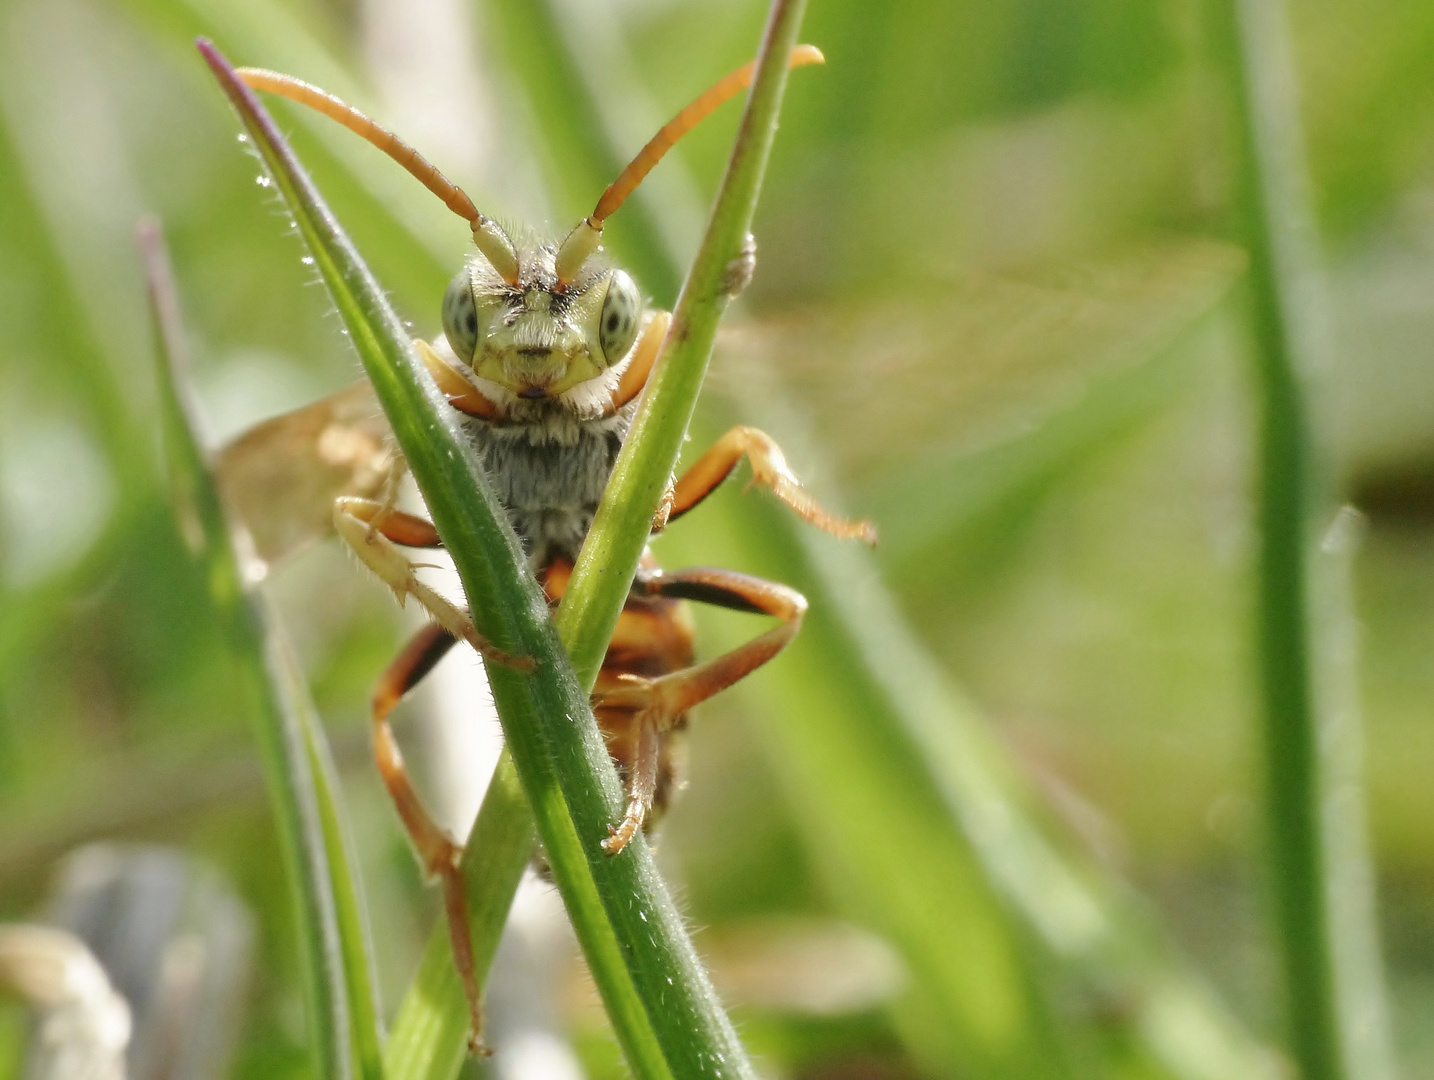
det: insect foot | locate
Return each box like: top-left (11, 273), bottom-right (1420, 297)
top-left (602, 814), bottom-right (645, 856)
top-left (467, 1033), bottom-right (494, 1058)
top-left (592, 678), bottom-right (680, 856)
top-left (334, 498), bottom-right (534, 671)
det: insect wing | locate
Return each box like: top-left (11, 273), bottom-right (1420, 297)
top-left (215, 381), bottom-right (394, 574)
top-left (713, 239), bottom-right (1243, 487)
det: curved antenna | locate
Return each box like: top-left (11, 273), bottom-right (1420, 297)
top-left (555, 44), bottom-right (825, 285)
top-left (236, 68), bottom-right (520, 284)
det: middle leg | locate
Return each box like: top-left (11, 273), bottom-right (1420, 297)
top-left (654, 425), bottom-right (876, 543)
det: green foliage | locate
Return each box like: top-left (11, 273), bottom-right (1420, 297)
top-left (3, 0), bottom-right (1433, 1077)
top-left (145, 218), bottom-right (374, 1080)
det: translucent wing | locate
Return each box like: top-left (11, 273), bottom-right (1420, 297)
top-left (215, 381), bottom-right (394, 574)
top-left (704, 239), bottom-right (1245, 569)
top-left (714, 239), bottom-right (1244, 489)
top-left (211, 241), bottom-right (1241, 579)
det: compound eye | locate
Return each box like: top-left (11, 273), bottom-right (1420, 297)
top-left (441, 267), bottom-right (481, 363)
top-left (597, 269), bottom-right (642, 366)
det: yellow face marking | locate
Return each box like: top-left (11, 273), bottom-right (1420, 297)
top-left (444, 261), bottom-right (642, 401)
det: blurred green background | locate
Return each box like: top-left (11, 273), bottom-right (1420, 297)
top-left (2, 0), bottom-right (1434, 1077)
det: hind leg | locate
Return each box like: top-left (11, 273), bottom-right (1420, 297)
top-left (351, 498), bottom-right (521, 1054)
top-left (371, 622), bottom-right (498, 1054)
top-left (595, 567), bottom-right (807, 854)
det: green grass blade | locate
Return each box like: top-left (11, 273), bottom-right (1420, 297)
top-left (303, 703), bottom-right (388, 1080)
top-left (382, 752), bottom-right (533, 1080)
top-left (197, 17), bottom-right (820, 1071)
top-left (140, 219), bottom-right (358, 1080)
top-left (134, 7), bottom-right (536, 1074)
top-left (198, 39), bottom-right (670, 1080)
top-left (378, 0), bottom-right (826, 1053)
top-left (557, 0), bottom-right (816, 688)
top-left (1208, 1), bottom-right (1396, 1078)
top-left (503, 10), bottom-right (1279, 1078)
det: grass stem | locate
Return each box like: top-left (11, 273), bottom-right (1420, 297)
top-left (198, 6), bottom-right (820, 1068)
top-left (1210, 1), bottom-right (1394, 1076)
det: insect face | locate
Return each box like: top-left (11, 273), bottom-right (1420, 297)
top-left (442, 253), bottom-right (643, 401)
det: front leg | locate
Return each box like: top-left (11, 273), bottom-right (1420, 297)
top-left (334, 496), bottom-right (533, 671)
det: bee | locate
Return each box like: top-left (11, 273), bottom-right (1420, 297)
top-left (223, 50), bottom-right (874, 1042)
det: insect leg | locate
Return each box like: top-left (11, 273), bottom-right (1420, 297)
top-left (607, 311), bottom-right (671, 412)
top-left (656, 426), bottom-right (876, 543)
top-left (334, 496), bottom-right (532, 670)
top-left (595, 567), bottom-right (807, 854)
top-left (372, 623), bottom-right (492, 1054)
top-left (598, 705), bottom-right (662, 856)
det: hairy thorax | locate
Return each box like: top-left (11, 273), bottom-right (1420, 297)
top-left (459, 400), bottom-right (635, 567)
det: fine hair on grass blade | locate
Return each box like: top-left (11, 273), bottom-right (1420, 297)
top-left (382, 752), bottom-right (533, 1080)
top-left (140, 217), bottom-right (378, 1080)
top-left (195, 0), bottom-right (822, 1069)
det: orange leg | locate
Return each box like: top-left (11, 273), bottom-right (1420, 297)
top-left (607, 311), bottom-right (670, 413)
top-left (335, 496), bottom-right (532, 671)
top-left (595, 567), bottom-right (808, 854)
top-left (370, 622), bottom-right (499, 1053)
top-left (347, 499), bottom-right (523, 1054)
top-left (657, 426), bottom-right (876, 543)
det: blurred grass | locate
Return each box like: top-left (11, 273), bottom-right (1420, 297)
top-left (1207, 0), bottom-right (1387, 1076)
top-left (3, 0), bottom-right (1434, 1077)
top-left (144, 217), bottom-right (368, 1080)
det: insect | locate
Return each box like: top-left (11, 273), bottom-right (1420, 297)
top-left (224, 49), bottom-right (874, 1046)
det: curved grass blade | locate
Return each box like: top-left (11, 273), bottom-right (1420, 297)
top-left (198, 37), bottom-right (672, 1080)
top-left (388, 0), bottom-right (826, 1055)
top-left (196, 15), bottom-right (820, 1071)
top-left (304, 701), bottom-right (389, 1080)
top-left (140, 219), bottom-right (363, 1080)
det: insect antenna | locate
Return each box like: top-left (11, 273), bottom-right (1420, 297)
top-left (554, 44), bottom-right (824, 285)
top-left (236, 68), bottom-right (521, 284)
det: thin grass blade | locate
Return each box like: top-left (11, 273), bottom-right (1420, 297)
top-left (140, 218), bottom-right (360, 1080)
top-left (303, 705), bottom-right (388, 1080)
top-left (1208, 0), bottom-right (1396, 1076)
